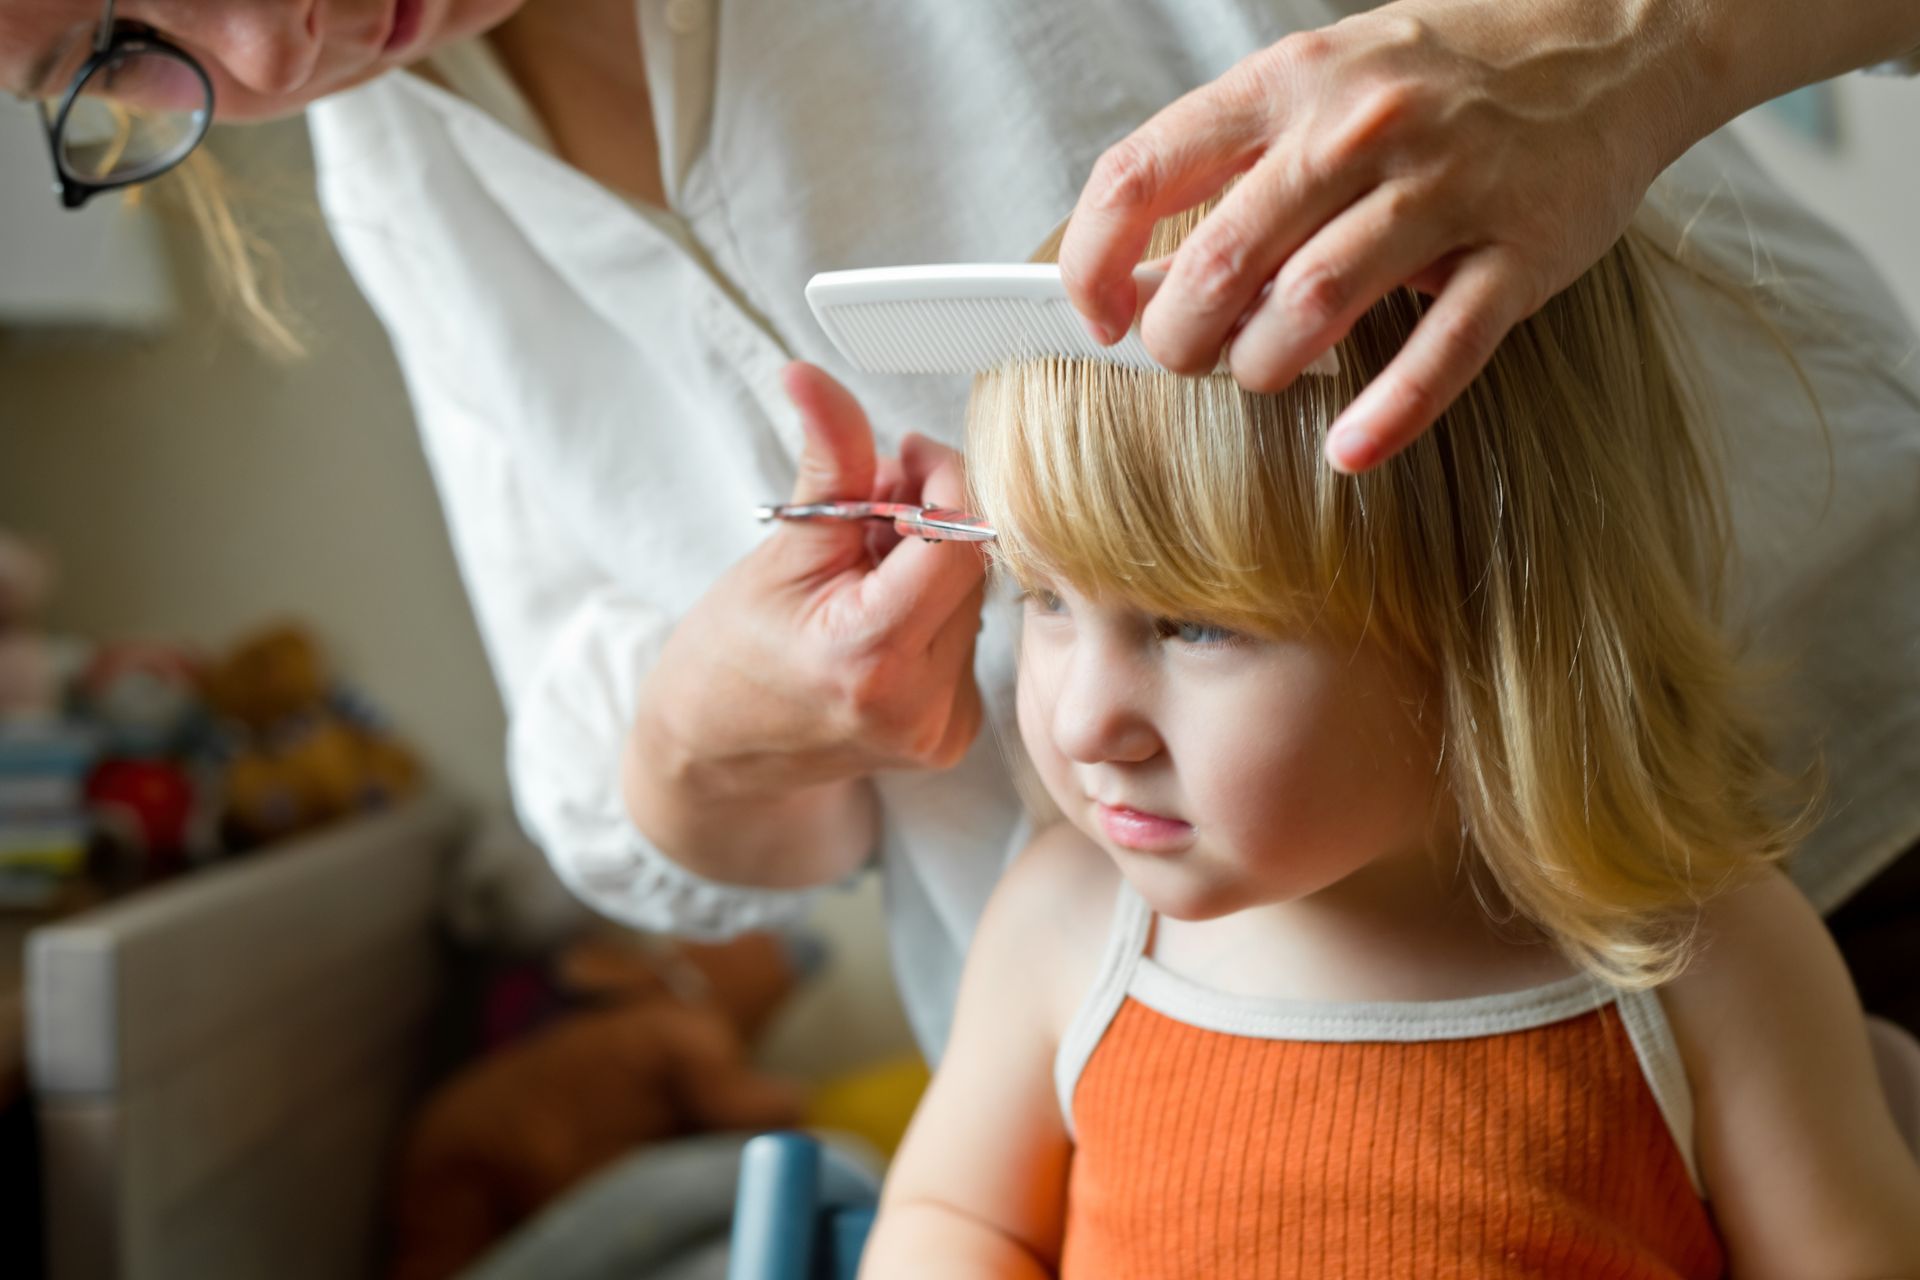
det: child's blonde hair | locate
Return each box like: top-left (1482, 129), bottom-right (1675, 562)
top-left (966, 189), bottom-right (1814, 990)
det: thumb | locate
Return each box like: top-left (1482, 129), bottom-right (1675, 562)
top-left (783, 362), bottom-right (877, 504)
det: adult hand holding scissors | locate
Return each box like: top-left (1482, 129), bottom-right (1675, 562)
top-left (623, 363), bottom-right (988, 889)
top-left (1060, 0), bottom-right (1920, 473)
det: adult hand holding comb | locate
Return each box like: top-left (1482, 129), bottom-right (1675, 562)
top-left (1058, 0), bottom-right (1920, 474)
top-left (622, 363), bottom-right (988, 890)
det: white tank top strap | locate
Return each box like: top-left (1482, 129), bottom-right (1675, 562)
top-left (1053, 878), bottom-right (1154, 1138)
top-left (1612, 986), bottom-right (1703, 1196)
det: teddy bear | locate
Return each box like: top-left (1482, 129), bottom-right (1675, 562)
top-left (201, 623), bottom-right (422, 847)
top-left (385, 929), bottom-right (809, 1280)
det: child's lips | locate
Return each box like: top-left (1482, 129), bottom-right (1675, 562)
top-left (1095, 802), bottom-right (1195, 854)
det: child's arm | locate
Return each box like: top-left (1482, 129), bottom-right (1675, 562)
top-left (857, 825), bottom-right (1112, 1279)
top-left (1662, 867), bottom-right (1920, 1279)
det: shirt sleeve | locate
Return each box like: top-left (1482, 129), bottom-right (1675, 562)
top-left (409, 375), bottom-right (825, 940)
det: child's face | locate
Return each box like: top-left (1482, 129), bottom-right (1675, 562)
top-left (1016, 577), bottom-right (1447, 920)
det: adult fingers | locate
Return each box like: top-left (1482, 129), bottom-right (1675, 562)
top-left (864, 452), bottom-right (909, 565)
top-left (916, 585), bottom-right (987, 769)
top-left (865, 445), bottom-right (989, 647)
top-left (1224, 180), bottom-right (1455, 393)
top-left (1323, 248), bottom-right (1539, 473)
top-left (895, 431), bottom-right (959, 500)
top-left (1059, 61), bottom-right (1279, 344)
top-left (774, 361), bottom-right (881, 566)
top-left (1139, 132), bottom-right (1375, 375)
top-left (782, 361), bottom-right (879, 506)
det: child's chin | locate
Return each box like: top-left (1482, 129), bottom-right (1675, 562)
top-left (1124, 866), bottom-right (1246, 922)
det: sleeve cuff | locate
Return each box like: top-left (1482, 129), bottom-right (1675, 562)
top-left (507, 588), bottom-right (826, 939)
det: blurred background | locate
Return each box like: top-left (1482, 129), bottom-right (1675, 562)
top-left (0, 73), bottom-right (1914, 1280)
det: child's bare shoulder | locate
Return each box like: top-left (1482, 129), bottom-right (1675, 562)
top-left (1658, 873), bottom-right (1920, 1271)
top-left (1660, 865), bottom-right (1840, 1029)
top-left (978, 823), bottom-right (1120, 1034)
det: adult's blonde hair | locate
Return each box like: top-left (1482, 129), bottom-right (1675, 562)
top-left (78, 97), bottom-right (308, 360)
top-left (967, 191), bottom-right (1813, 989)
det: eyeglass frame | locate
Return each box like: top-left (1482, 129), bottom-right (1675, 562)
top-left (35, 0), bottom-right (215, 210)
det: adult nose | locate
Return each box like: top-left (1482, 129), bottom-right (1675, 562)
top-left (1047, 636), bottom-right (1161, 768)
top-left (145, 0), bottom-right (322, 98)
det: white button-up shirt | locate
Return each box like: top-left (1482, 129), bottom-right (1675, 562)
top-left (308, 1), bottom-right (1920, 1059)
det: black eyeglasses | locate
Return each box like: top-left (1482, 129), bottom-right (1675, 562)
top-left (36, 0), bottom-right (215, 209)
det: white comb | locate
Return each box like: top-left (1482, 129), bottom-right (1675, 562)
top-left (804, 263), bottom-right (1341, 379)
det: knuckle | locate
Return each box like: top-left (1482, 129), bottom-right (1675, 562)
top-left (913, 720), bottom-right (956, 769)
top-left (1373, 10), bottom-right (1429, 51)
top-left (1390, 366), bottom-right (1444, 426)
top-left (1265, 29), bottom-right (1332, 80)
top-left (1181, 227), bottom-right (1256, 313)
top-left (840, 653), bottom-right (899, 725)
top-left (1209, 58), bottom-right (1278, 120)
top-left (1359, 82), bottom-right (1419, 132)
top-left (1507, 260), bottom-right (1553, 319)
top-left (1324, 82), bottom-right (1418, 163)
top-left (1088, 136), bottom-right (1163, 214)
top-left (1433, 304), bottom-right (1502, 366)
top-left (1380, 175), bottom-right (1431, 224)
top-left (1281, 260), bottom-right (1353, 333)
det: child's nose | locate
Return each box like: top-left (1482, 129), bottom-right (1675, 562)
top-left (1049, 647), bottom-right (1160, 767)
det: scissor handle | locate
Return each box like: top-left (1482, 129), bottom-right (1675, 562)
top-left (756, 501), bottom-right (893, 523)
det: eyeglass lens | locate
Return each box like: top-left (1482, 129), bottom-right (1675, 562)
top-left (57, 49), bottom-right (208, 182)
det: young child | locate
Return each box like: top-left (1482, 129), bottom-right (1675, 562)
top-left (857, 193), bottom-right (1920, 1278)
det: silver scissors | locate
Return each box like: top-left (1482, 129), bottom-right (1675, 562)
top-left (756, 501), bottom-right (996, 542)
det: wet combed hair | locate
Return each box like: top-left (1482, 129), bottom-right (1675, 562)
top-left (966, 190), bottom-right (1815, 990)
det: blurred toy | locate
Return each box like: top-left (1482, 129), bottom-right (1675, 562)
top-left (0, 530), bottom-right (54, 630)
top-left (74, 643), bottom-right (208, 757)
top-left (386, 930), bottom-right (809, 1280)
top-left (203, 623), bottom-right (423, 847)
top-left (83, 758), bottom-right (201, 873)
top-left (0, 530), bottom-right (74, 720)
top-left (804, 1053), bottom-right (932, 1161)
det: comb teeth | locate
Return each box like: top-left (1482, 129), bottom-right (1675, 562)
top-left (823, 297), bottom-right (1168, 374)
top-left (806, 264), bottom-right (1340, 379)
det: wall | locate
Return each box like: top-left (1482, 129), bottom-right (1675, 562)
top-left (0, 117), bottom-right (915, 1076)
top-left (0, 120), bottom-right (512, 809)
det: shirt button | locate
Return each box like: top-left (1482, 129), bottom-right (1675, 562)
top-left (664, 0), bottom-right (705, 35)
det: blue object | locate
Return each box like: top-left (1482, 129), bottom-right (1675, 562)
top-left (727, 1132), bottom-right (880, 1280)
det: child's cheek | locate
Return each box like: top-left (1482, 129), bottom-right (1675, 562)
top-left (1014, 659), bottom-right (1069, 801)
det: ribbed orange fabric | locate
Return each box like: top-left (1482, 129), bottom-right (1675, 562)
top-left (1061, 999), bottom-right (1724, 1279)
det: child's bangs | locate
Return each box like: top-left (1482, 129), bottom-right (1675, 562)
top-left (966, 356), bottom-right (1356, 636)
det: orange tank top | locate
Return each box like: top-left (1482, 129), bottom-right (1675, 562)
top-left (1054, 884), bottom-right (1724, 1279)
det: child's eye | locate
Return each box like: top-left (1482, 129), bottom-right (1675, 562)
top-left (1158, 618), bottom-right (1240, 647)
top-left (1019, 588), bottom-right (1066, 615)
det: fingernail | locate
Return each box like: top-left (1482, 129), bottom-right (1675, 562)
top-left (1325, 424), bottom-right (1380, 474)
top-left (1081, 313), bottom-right (1116, 346)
